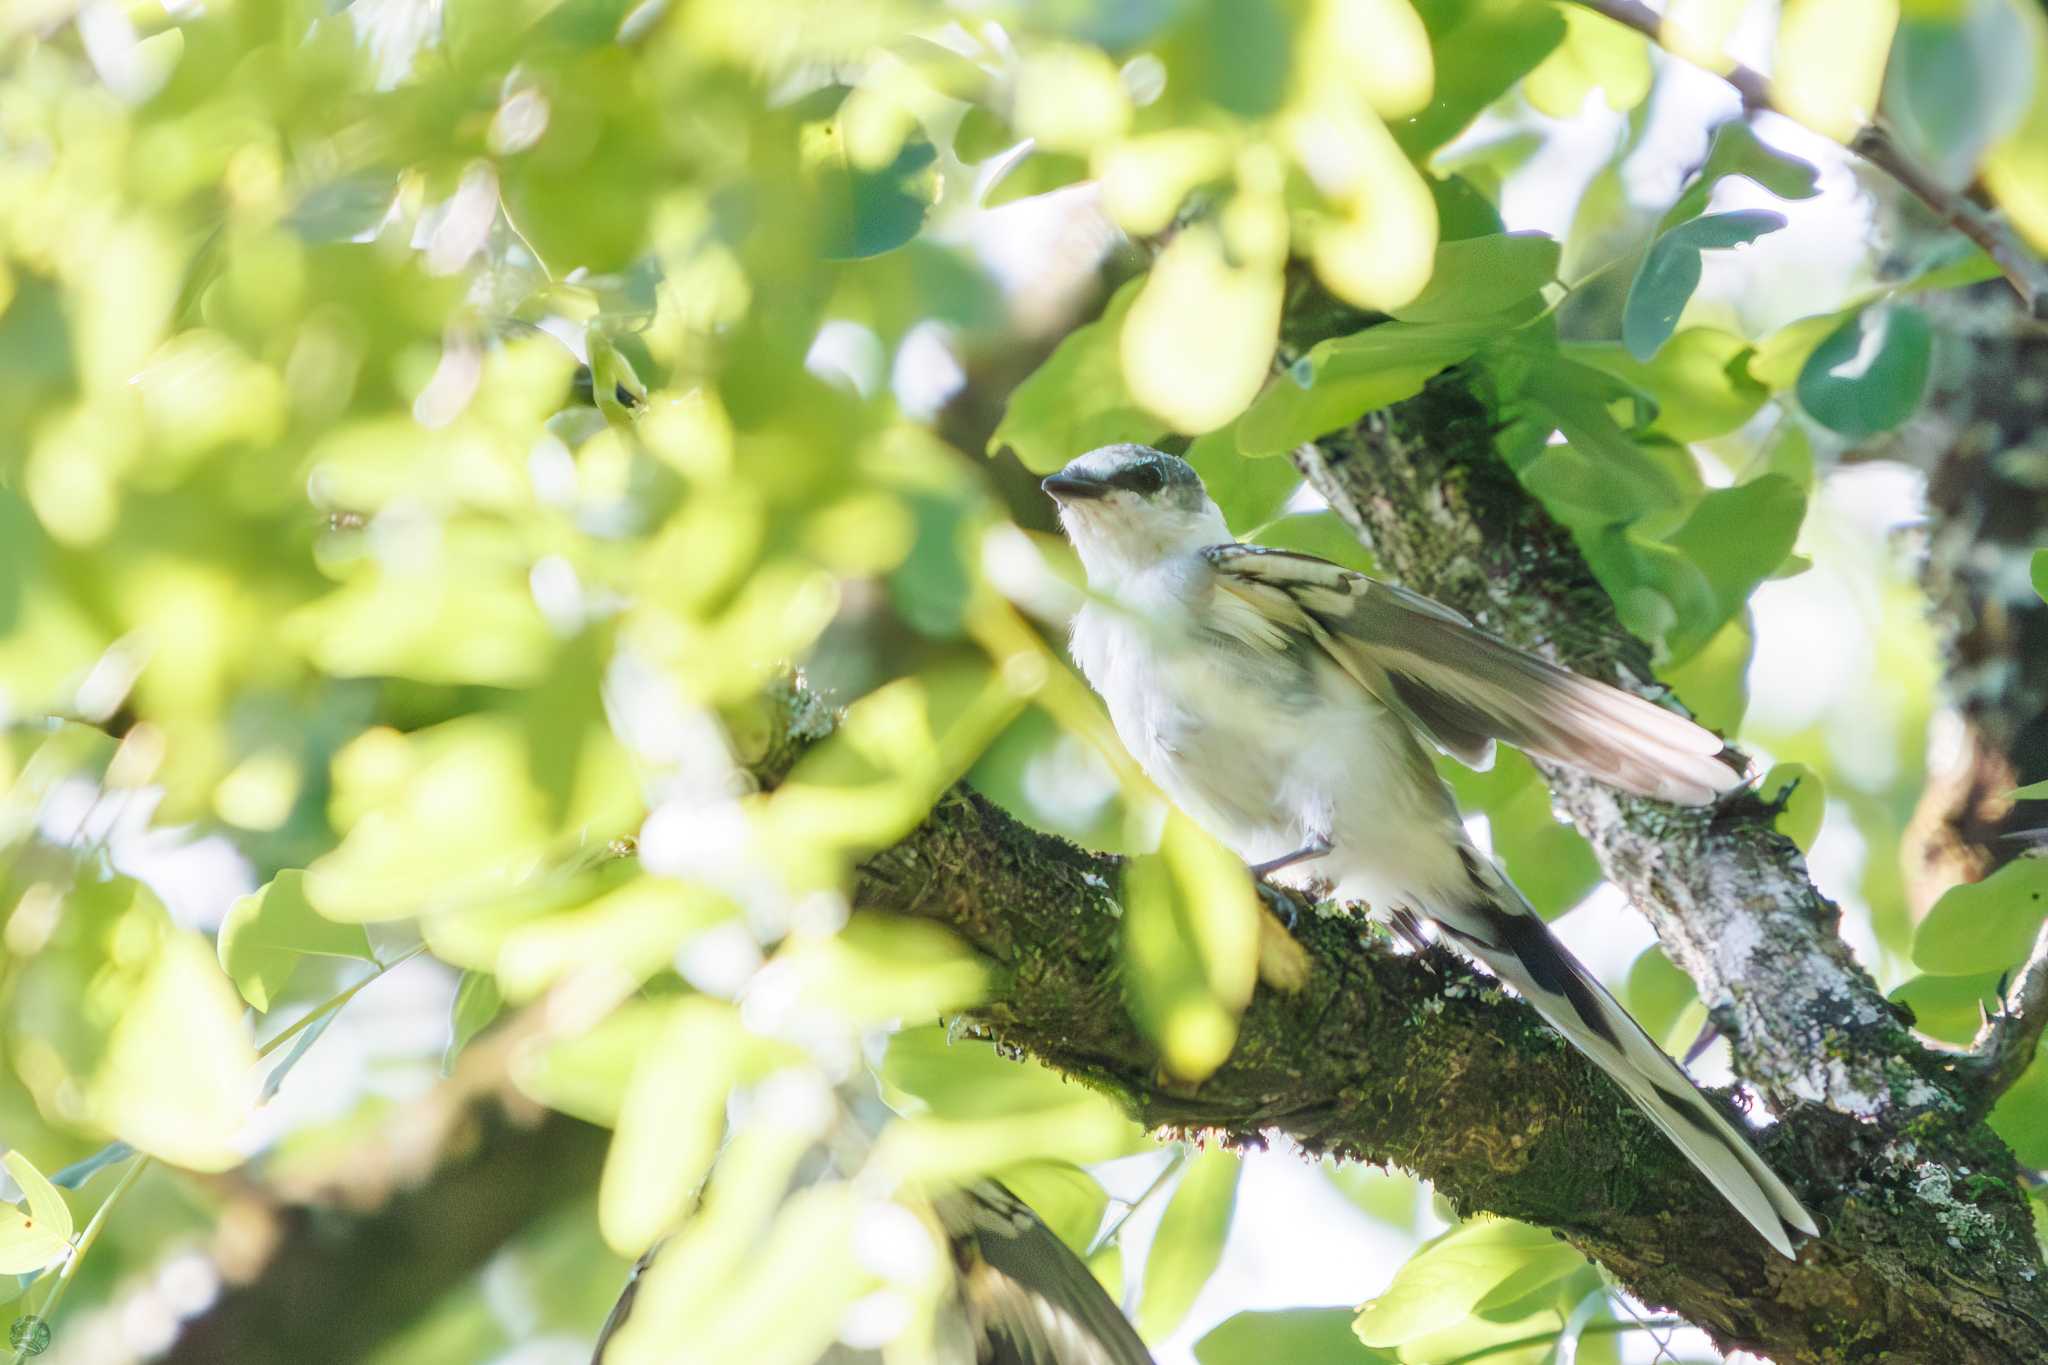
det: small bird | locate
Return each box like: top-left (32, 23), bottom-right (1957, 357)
top-left (1044, 442), bottom-right (1817, 1258)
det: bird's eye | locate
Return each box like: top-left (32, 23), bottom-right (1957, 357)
top-left (1118, 462), bottom-right (1166, 495)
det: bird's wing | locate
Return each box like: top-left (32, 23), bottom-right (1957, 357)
top-left (1200, 544), bottom-right (1743, 805)
top-left (935, 1181), bottom-right (1156, 1365)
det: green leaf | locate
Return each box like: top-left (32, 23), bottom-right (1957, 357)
top-left (217, 869), bottom-right (376, 1012)
top-left (1913, 859), bottom-right (2048, 975)
top-left (1795, 305), bottom-right (1934, 437)
top-left (1563, 329), bottom-right (1769, 442)
top-left (2029, 547), bottom-right (2047, 605)
top-left (93, 931), bottom-right (259, 1173)
top-left (443, 969), bottom-right (504, 1074)
top-left (1751, 310), bottom-right (1850, 391)
top-left (1354, 1217), bottom-right (1583, 1347)
top-left (817, 132), bottom-right (940, 260)
top-left (1122, 812), bottom-right (1261, 1082)
top-left (1991, 1052), bottom-right (2048, 1168)
top-left (989, 278), bottom-right (1160, 474)
top-left (1624, 210), bottom-right (1787, 361)
top-left (1661, 121), bottom-right (1820, 233)
top-left (1892, 972), bottom-right (2005, 1046)
top-left (1255, 511), bottom-right (1377, 575)
top-left (1886, 6), bottom-right (2037, 186)
top-left (1237, 321), bottom-right (1489, 456)
top-left (1138, 1148), bottom-right (1240, 1341)
top-left (1196, 1307), bottom-right (1396, 1363)
top-left (1524, 4), bottom-right (1651, 118)
top-left (1187, 423), bottom-right (1304, 532)
top-left (2013, 778), bottom-right (2048, 800)
top-left (1398, 0), bottom-right (1567, 155)
top-left (1657, 474), bottom-right (1807, 661)
top-left (0, 1151), bottom-right (74, 1276)
top-left (1625, 946), bottom-right (1701, 1052)
top-left (1760, 762), bottom-right (1826, 852)
top-left (599, 998), bottom-right (742, 1256)
top-left (1387, 233), bottom-right (1559, 324)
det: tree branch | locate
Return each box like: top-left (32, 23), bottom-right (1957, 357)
top-left (811, 715), bottom-right (2048, 1361)
top-left (1964, 918), bottom-right (2048, 1108)
top-left (1567, 0), bottom-right (2048, 317)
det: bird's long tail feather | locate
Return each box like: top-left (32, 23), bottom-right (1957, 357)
top-left (1427, 853), bottom-right (1817, 1258)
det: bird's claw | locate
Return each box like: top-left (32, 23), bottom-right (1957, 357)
top-left (1255, 876), bottom-right (1300, 930)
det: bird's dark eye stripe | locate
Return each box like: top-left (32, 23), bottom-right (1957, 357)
top-left (1109, 462), bottom-right (1167, 493)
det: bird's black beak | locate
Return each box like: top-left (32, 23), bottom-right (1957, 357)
top-left (1042, 473), bottom-right (1108, 502)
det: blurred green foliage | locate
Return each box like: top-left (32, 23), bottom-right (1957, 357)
top-left (1, 0), bottom-right (2045, 1362)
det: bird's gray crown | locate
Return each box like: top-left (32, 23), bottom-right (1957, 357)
top-left (1044, 443), bottom-right (1206, 511)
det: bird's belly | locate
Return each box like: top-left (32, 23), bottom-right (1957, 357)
top-left (1118, 644), bottom-right (1399, 864)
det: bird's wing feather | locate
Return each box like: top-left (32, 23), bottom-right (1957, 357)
top-left (1201, 544), bottom-right (1743, 805)
top-left (935, 1181), bottom-right (1156, 1365)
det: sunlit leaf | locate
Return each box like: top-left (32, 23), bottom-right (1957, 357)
top-left (1138, 1148), bottom-right (1240, 1340)
top-left (1256, 511), bottom-right (1377, 575)
top-left (1304, 0), bottom-right (1434, 120)
top-left (1388, 232), bottom-right (1558, 325)
top-left (1981, 4), bottom-right (2048, 251)
top-left (1524, 3), bottom-right (1652, 117)
top-left (1238, 320), bottom-right (1489, 456)
top-left (1623, 210), bottom-right (1787, 361)
top-left (1625, 945), bottom-right (1702, 1054)
top-left (875, 1028), bottom-right (1146, 1178)
top-left (1760, 763), bottom-right (1827, 852)
top-left (1121, 811), bottom-right (1261, 1082)
top-left (1886, 3), bottom-right (2036, 185)
top-left (1892, 971), bottom-right (2005, 1045)
top-left (996, 1160), bottom-right (1109, 1254)
top-left (1564, 329), bottom-right (1768, 442)
top-left (1795, 305), bottom-right (1933, 437)
top-left (1397, 0), bottom-right (1566, 154)
top-left (1991, 1052), bottom-right (2048, 1167)
top-left (217, 870), bottom-right (376, 1013)
top-left (443, 969), bottom-right (503, 1074)
top-left (600, 999), bottom-right (741, 1256)
top-left (1122, 226), bottom-right (1283, 434)
top-left (1912, 858), bottom-right (2048, 975)
top-left (1197, 1307), bottom-right (1395, 1363)
top-left (1775, 0), bottom-right (1901, 141)
top-left (0, 1152), bottom-right (73, 1276)
top-left (1661, 0), bottom-right (1748, 72)
top-left (1354, 1217), bottom-right (1584, 1347)
top-left (93, 931), bottom-right (258, 1173)
top-left (1288, 102), bottom-right (1440, 310)
top-left (1187, 423), bottom-right (1304, 531)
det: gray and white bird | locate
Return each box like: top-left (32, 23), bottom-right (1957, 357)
top-left (1043, 442), bottom-right (1817, 1259)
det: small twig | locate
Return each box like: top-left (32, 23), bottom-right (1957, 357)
top-left (1963, 919), bottom-right (2048, 1106)
top-left (1086, 1145), bottom-right (1187, 1257)
top-left (1567, 0), bottom-right (2048, 318)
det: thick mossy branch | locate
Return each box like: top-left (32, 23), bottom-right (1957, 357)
top-left (836, 759), bottom-right (2048, 1363)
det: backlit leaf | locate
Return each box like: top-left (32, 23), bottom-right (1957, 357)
top-left (1197, 1307), bottom-right (1395, 1363)
top-left (1775, 0), bottom-right (1901, 141)
top-left (93, 932), bottom-right (258, 1173)
top-left (0, 1151), bottom-right (73, 1276)
top-left (1525, 4), bottom-right (1652, 117)
top-left (1122, 226), bottom-right (1283, 434)
top-left (1354, 1217), bottom-right (1583, 1347)
top-left (1138, 1148), bottom-right (1240, 1340)
top-left (217, 869), bottom-right (376, 1013)
top-left (1237, 320), bottom-right (1489, 456)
